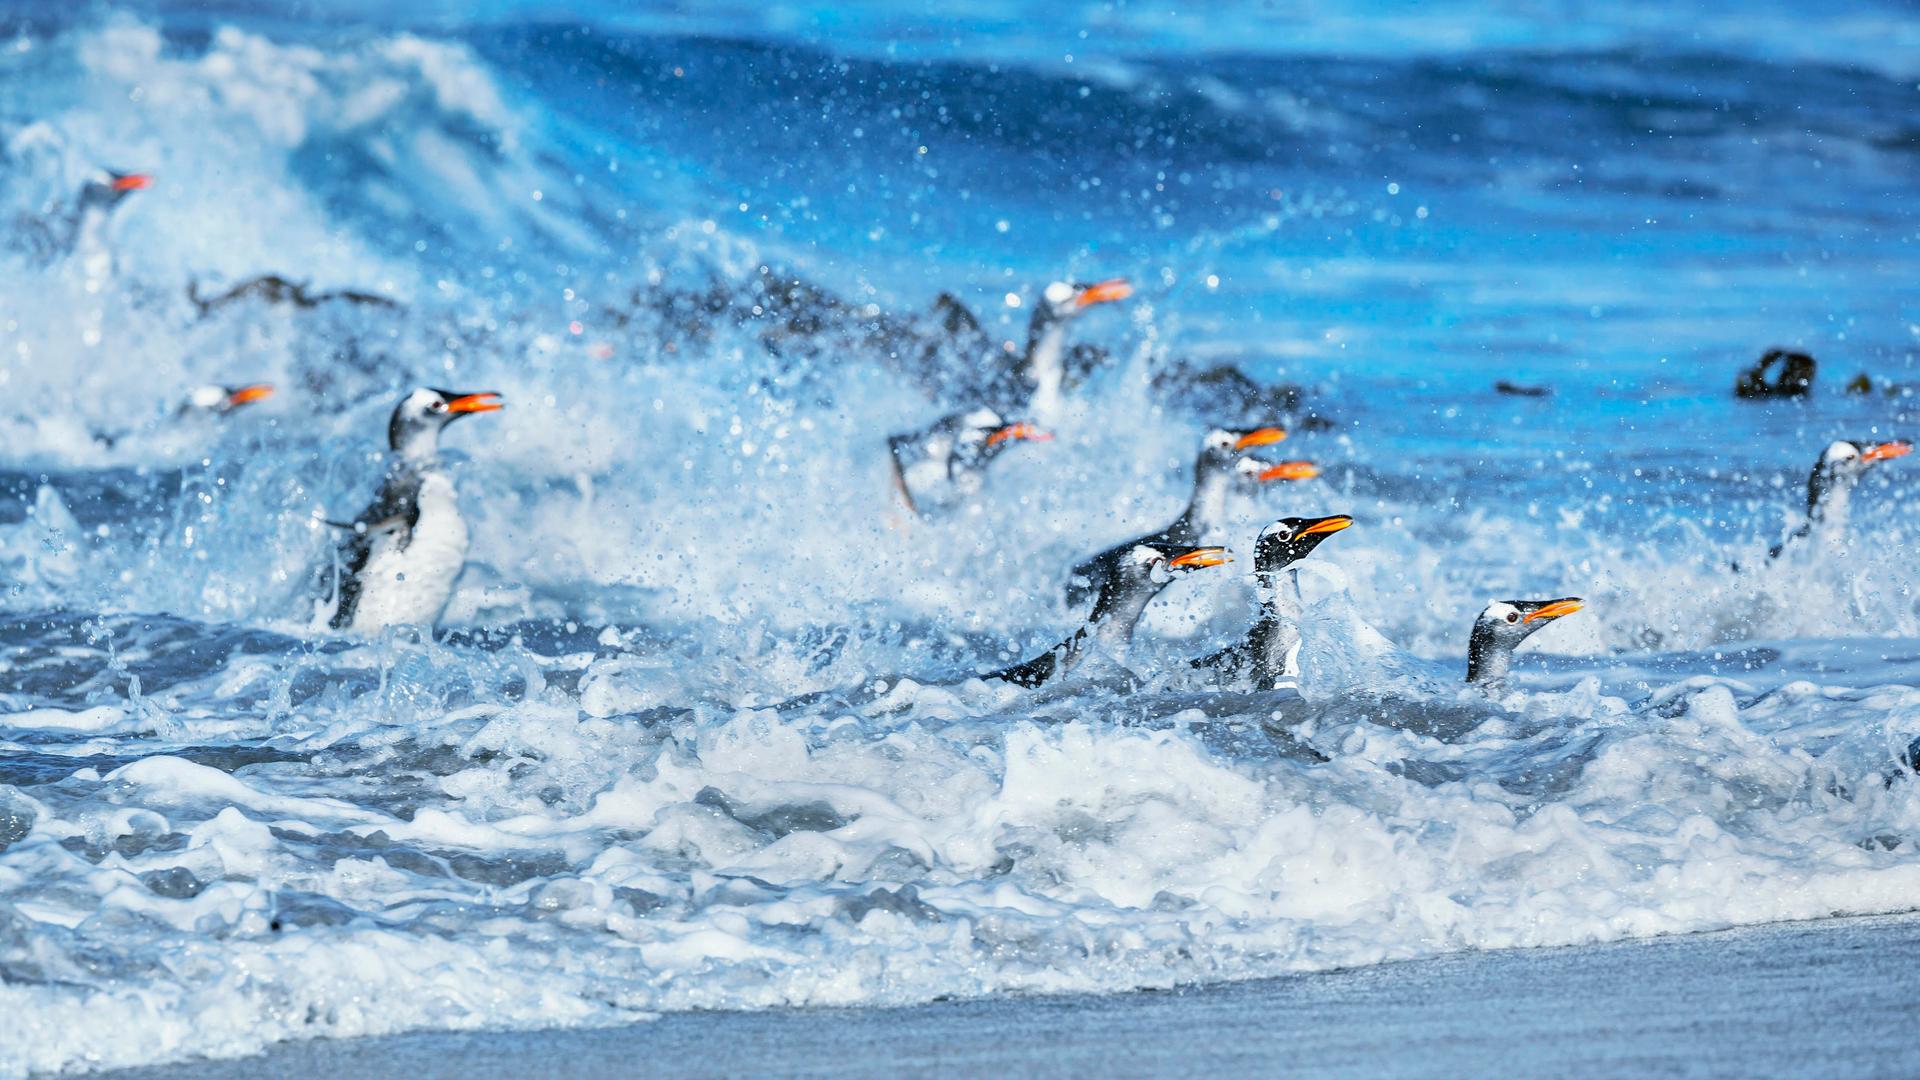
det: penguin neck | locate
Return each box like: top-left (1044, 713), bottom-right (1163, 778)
top-left (1807, 468), bottom-right (1855, 536)
top-left (1465, 622), bottom-right (1510, 686)
top-left (1087, 572), bottom-right (1164, 650)
top-left (391, 429), bottom-right (446, 472)
top-left (71, 200), bottom-right (111, 247)
top-left (1178, 458), bottom-right (1233, 538)
top-left (1251, 568), bottom-right (1304, 686)
top-left (1021, 312), bottom-right (1069, 416)
top-left (66, 192), bottom-right (122, 266)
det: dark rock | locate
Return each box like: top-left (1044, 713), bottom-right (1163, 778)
top-left (1495, 380), bottom-right (1552, 397)
top-left (1735, 349), bottom-right (1816, 399)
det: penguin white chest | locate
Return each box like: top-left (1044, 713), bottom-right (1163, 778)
top-left (348, 472), bottom-right (470, 631)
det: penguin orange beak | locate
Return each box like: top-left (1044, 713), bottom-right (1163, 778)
top-left (224, 384), bottom-right (274, 409)
top-left (1523, 598), bottom-right (1584, 623)
top-left (1233, 427), bottom-right (1288, 451)
top-left (112, 173), bottom-right (153, 192)
top-left (986, 422), bottom-right (1052, 447)
top-left (447, 392), bottom-right (505, 414)
top-left (1167, 546), bottom-right (1231, 570)
top-left (1257, 460), bottom-right (1320, 482)
top-left (1298, 515), bottom-right (1353, 536)
top-left (1075, 279), bottom-right (1133, 308)
top-left (1863, 441), bottom-right (1912, 463)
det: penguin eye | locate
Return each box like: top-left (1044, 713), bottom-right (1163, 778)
top-left (429, 400), bottom-right (447, 413)
top-left (1505, 612), bottom-right (1520, 624)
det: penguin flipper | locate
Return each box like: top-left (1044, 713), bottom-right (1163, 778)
top-left (320, 514), bottom-right (407, 534)
top-left (1062, 545), bottom-right (1120, 607)
top-left (986, 635), bottom-right (1082, 689)
top-left (930, 292), bottom-right (983, 338)
top-left (985, 651), bottom-right (1056, 689)
top-left (326, 472), bottom-right (421, 630)
top-left (1190, 642), bottom-right (1249, 675)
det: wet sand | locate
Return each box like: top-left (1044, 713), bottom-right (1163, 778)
top-left (104, 911), bottom-right (1920, 1079)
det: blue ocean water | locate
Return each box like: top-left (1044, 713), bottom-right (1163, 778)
top-left (2, 2), bottom-right (1920, 1073)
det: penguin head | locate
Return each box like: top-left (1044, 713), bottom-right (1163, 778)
top-left (1808, 438), bottom-right (1910, 513)
top-left (1034, 278), bottom-right (1133, 326)
top-left (388, 387), bottom-right (504, 456)
top-left (183, 383), bottom-right (274, 416)
top-left (1133, 542), bottom-right (1232, 586)
top-left (1200, 424), bottom-right (1287, 462)
top-left (1815, 438), bottom-right (1909, 481)
top-left (82, 169), bottom-right (152, 208)
top-left (951, 407), bottom-right (1051, 468)
top-left (1235, 456), bottom-right (1319, 488)
top-left (1466, 597), bottom-right (1583, 685)
top-left (1254, 514), bottom-right (1353, 572)
top-left (1471, 598), bottom-right (1584, 649)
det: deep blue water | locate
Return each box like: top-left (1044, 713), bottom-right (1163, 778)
top-left (3, 3), bottom-right (1920, 1073)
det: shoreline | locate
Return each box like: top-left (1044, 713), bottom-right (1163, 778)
top-left (101, 910), bottom-right (1920, 1079)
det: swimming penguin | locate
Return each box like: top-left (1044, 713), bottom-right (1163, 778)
top-left (1191, 514), bottom-right (1354, 691)
top-left (986, 543), bottom-right (1230, 688)
top-left (177, 383), bottom-right (274, 419)
top-left (1064, 426), bottom-right (1307, 606)
top-left (186, 275), bottom-right (402, 317)
top-left (1768, 438), bottom-right (1911, 559)
top-left (887, 407), bottom-right (1051, 517)
top-left (990, 278), bottom-right (1133, 422)
top-left (37, 168), bottom-right (151, 270)
top-left (326, 387), bottom-right (504, 633)
top-left (1465, 598), bottom-right (1584, 687)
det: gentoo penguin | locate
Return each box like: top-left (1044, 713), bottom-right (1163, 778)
top-left (887, 407), bottom-right (1050, 517)
top-left (1191, 514), bottom-right (1354, 691)
top-left (177, 383), bottom-right (274, 418)
top-left (1768, 438), bottom-right (1911, 559)
top-left (53, 169), bottom-right (150, 270)
top-left (986, 543), bottom-right (1229, 688)
top-left (1465, 598), bottom-right (1583, 687)
top-left (991, 278), bottom-right (1132, 421)
top-left (84, 382), bottom-right (275, 450)
top-left (327, 388), bottom-right (503, 633)
top-left (1064, 425), bottom-right (1303, 606)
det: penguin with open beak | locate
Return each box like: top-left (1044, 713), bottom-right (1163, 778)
top-left (1191, 514), bottom-right (1354, 691)
top-left (325, 388), bottom-right (504, 633)
top-left (1465, 598), bottom-right (1584, 687)
top-left (1064, 425), bottom-right (1312, 607)
top-left (1768, 438), bottom-right (1911, 559)
top-left (887, 407), bottom-right (1051, 517)
top-left (986, 543), bottom-right (1230, 689)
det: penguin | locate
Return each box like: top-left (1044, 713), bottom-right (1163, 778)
top-left (186, 275), bottom-right (402, 317)
top-left (326, 388), bottom-right (503, 633)
top-left (1190, 514), bottom-right (1354, 691)
top-left (990, 278), bottom-right (1133, 421)
top-left (177, 383), bottom-right (274, 419)
top-left (1768, 439), bottom-right (1911, 559)
top-left (36, 168), bottom-right (151, 271)
top-left (1064, 426), bottom-right (1306, 606)
top-left (985, 543), bottom-right (1230, 689)
top-left (1465, 598), bottom-right (1584, 687)
top-left (84, 382), bottom-right (275, 450)
top-left (887, 407), bottom-right (1051, 517)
